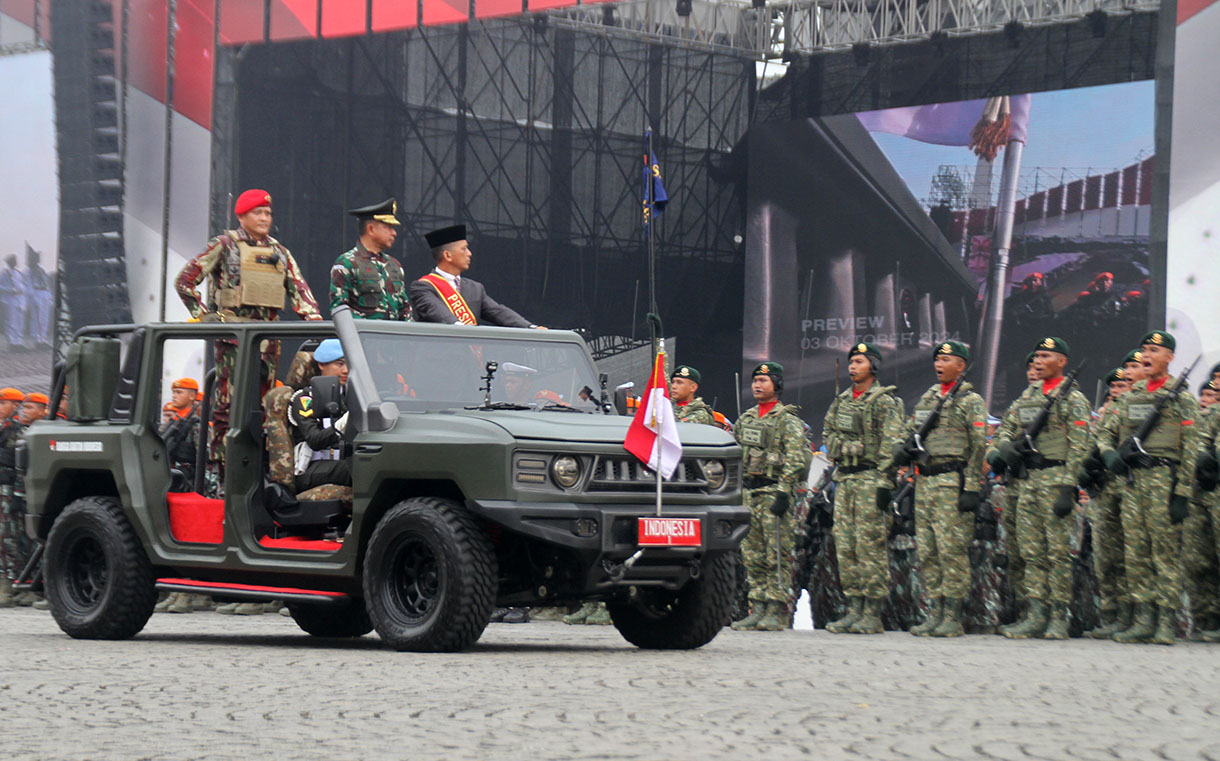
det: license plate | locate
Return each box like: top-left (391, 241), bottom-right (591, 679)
top-left (637, 517), bottom-right (702, 547)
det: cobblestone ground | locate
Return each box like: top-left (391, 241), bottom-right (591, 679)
top-left (2, 608), bottom-right (1219, 761)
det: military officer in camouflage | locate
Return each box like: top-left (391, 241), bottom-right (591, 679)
top-left (1097, 331), bottom-right (1200, 645)
top-left (731, 362), bottom-right (811, 631)
top-left (894, 341), bottom-right (986, 637)
top-left (329, 198), bottom-right (410, 320)
top-left (175, 189), bottom-right (322, 468)
top-left (989, 337), bottom-right (1091, 640)
top-left (821, 343), bottom-right (904, 635)
top-left (996, 351), bottom-right (1040, 622)
top-left (670, 364), bottom-right (715, 425)
top-left (1184, 379), bottom-right (1220, 640)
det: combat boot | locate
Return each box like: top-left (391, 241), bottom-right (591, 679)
top-left (1149, 607), bottom-right (1176, 646)
top-left (262, 599), bottom-right (284, 614)
top-left (931, 598), bottom-right (964, 638)
top-left (909, 598), bottom-right (943, 637)
top-left (191, 595), bottom-right (215, 611)
top-left (848, 597), bottom-right (884, 634)
top-left (167, 594), bottom-right (194, 614)
top-left (1002, 599), bottom-right (1048, 639)
top-left (1041, 603), bottom-right (1069, 640)
top-left (215, 602), bottom-right (240, 615)
top-left (13, 591), bottom-right (34, 607)
top-left (585, 604), bottom-right (612, 625)
top-left (563, 602), bottom-right (597, 625)
top-left (154, 593), bottom-right (175, 613)
top-left (31, 594), bottom-right (49, 611)
top-left (826, 597), bottom-right (863, 633)
top-left (1199, 626), bottom-right (1220, 643)
top-left (731, 600), bottom-right (767, 631)
top-left (1090, 604), bottom-right (1128, 639)
top-left (233, 602), bottom-right (265, 615)
top-left (1189, 613), bottom-right (1217, 642)
top-left (0, 578), bottom-right (14, 608)
top-left (755, 602), bottom-right (787, 631)
top-left (1113, 602), bottom-right (1156, 643)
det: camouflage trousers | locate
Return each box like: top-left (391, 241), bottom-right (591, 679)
top-left (0, 485), bottom-right (32, 581)
top-left (1014, 467), bottom-right (1074, 604)
top-left (913, 471), bottom-right (973, 599)
top-left (1182, 491), bottom-right (1220, 619)
top-left (1119, 464), bottom-right (1182, 609)
top-left (832, 473), bottom-right (889, 600)
top-left (998, 481), bottom-right (1025, 605)
top-left (741, 487), bottom-right (796, 605)
top-left (1089, 480), bottom-right (1129, 611)
top-left (212, 338), bottom-right (279, 464)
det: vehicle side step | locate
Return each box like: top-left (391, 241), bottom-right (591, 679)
top-left (156, 578), bottom-right (350, 605)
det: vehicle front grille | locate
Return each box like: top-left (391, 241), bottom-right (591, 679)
top-left (587, 455), bottom-right (709, 494)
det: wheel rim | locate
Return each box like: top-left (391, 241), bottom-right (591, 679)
top-left (60, 531), bottom-right (108, 609)
top-left (385, 534), bottom-right (441, 623)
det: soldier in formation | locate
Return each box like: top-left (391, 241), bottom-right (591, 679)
top-left (820, 344), bottom-right (903, 635)
top-left (731, 362), bottom-right (810, 631)
top-left (1183, 378), bottom-right (1220, 640)
top-left (669, 365), bottom-right (715, 425)
top-left (0, 387), bottom-right (27, 607)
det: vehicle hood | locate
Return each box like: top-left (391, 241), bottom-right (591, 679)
top-left (447, 410), bottom-right (736, 447)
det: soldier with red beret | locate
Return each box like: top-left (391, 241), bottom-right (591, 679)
top-left (174, 189), bottom-right (322, 472)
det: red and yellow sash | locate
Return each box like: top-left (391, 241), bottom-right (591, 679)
top-left (418, 273), bottom-right (477, 325)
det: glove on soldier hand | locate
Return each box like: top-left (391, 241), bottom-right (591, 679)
top-left (892, 441), bottom-right (912, 466)
top-left (875, 488), bottom-right (893, 513)
top-left (769, 492), bottom-right (790, 517)
top-left (1118, 439), bottom-right (1150, 468)
top-left (1169, 494), bottom-right (1189, 525)
top-left (957, 491), bottom-right (981, 514)
top-left (333, 411), bottom-right (349, 435)
top-left (999, 440), bottom-right (1025, 470)
top-left (1052, 485), bottom-right (1077, 518)
top-left (1197, 451), bottom-right (1219, 491)
top-left (986, 450), bottom-right (1007, 476)
top-left (1102, 450), bottom-right (1129, 476)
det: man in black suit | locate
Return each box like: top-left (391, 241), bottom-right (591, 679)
top-left (409, 224), bottom-right (545, 329)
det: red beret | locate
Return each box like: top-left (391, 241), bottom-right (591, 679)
top-left (0, 387), bottom-right (23, 401)
top-left (172, 377), bottom-right (199, 391)
top-left (234, 189), bottom-right (272, 217)
top-left (24, 392), bottom-right (48, 405)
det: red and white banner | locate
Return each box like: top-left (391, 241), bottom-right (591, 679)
top-left (623, 348), bottom-right (682, 479)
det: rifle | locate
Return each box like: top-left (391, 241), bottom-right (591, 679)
top-left (1116, 354), bottom-right (1201, 482)
top-left (1007, 362), bottom-right (1085, 480)
top-left (900, 369), bottom-right (970, 468)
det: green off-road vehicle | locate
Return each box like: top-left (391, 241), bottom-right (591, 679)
top-left (17, 307), bottom-right (747, 651)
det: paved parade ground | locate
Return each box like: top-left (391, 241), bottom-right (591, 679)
top-left (2, 608), bottom-right (1218, 761)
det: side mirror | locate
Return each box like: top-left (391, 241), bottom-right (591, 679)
top-left (613, 381), bottom-right (634, 416)
top-left (309, 375), bottom-right (342, 417)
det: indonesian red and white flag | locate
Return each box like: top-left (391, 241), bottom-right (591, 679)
top-left (623, 347), bottom-right (682, 479)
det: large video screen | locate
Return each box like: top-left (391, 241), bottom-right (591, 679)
top-left (745, 80), bottom-right (1155, 426)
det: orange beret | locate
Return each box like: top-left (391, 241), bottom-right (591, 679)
top-left (0, 387), bottom-right (23, 401)
top-left (234, 188), bottom-right (272, 217)
top-left (172, 377), bottom-right (199, 391)
top-left (24, 392), bottom-right (48, 405)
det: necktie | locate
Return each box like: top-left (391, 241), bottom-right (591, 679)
top-left (455, 277), bottom-right (462, 293)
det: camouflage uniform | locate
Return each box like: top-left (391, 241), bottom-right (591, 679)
top-left (822, 383), bottom-right (904, 609)
top-left (329, 243), bottom-right (410, 320)
top-left (733, 402), bottom-right (810, 614)
top-left (990, 377), bottom-right (1091, 636)
top-left (0, 418), bottom-right (30, 584)
top-left (1097, 372), bottom-right (1199, 642)
top-left (674, 397), bottom-right (715, 426)
top-left (904, 381), bottom-right (986, 633)
top-left (175, 228), bottom-right (321, 464)
top-left (1182, 402), bottom-right (1220, 632)
top-left (1088, 402), bottom-right (1129, 624)
top-left (994, 479), bottom-right (1024, 621)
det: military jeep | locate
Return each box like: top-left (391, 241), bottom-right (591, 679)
top-left (19, 307), bottom-right (748, 652)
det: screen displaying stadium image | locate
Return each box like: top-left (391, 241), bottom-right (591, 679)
top-left (744, 80), bottom-right (1155, 426)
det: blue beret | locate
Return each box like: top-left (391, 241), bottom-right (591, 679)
top-left (314, 338), bottom-right (344, 364)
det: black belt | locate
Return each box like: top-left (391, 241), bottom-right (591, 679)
top-left (1026, 458), bottom-right (1066, 471)
top-left (743, 476), bottom-right (777, 489)
top-left (836, 463), bottom-right (877, 475)
top-left (1133, 456), bottom-right (1178, 470)
top-left (916, 461), bottom-right (966, 477)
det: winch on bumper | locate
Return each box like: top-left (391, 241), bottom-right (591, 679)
top-left (466, 500), bottom-right (750, 591)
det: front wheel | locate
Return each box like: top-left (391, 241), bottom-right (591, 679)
top-left (362, 497), bottom-right (496, 652)
top-left (44, 496), bottom-right (156, 640)
top-left (607, 552), bottom-right (735, 650)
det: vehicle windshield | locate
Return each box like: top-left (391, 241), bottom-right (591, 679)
top-left (359, 331), bottom-right (602, 413)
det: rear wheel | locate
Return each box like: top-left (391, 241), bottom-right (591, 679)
top-left (607, 552), bottom-right (735, 650)
top-left (44, 496), bottom-right (156, 640)
top-left (362, 497), bottom-right (496, 652)
top-left (287, 598), bottom-right (373, 638)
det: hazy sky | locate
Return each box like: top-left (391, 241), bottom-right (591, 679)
top-left (0, 50), bottom-right (57, 264)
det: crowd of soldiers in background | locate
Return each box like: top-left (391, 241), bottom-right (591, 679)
top-left (0, 244), bottom-right (55, 350)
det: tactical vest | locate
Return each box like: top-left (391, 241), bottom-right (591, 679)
top-left (739, 403), bottom-right (798, 478)
top-left (824, 386), bottom-right (895, 464)
top-left (215, 231), bottom-right (287, 310)
top-left (912, 384), bottom-right (971, 459)
top-left (1117, 382), bottom-right (1184, 458)
top-left (1013, 387), bottom-right (1070, 460)
top-left (353, 252), bottom-right (403, 310)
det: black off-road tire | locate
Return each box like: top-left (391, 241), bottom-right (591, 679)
top-left (287, 598), bottom-right (374, 638)
top-left (607, 551), bottom-right (735, 650)
top-left (44, 496), bottom-right (156, 640)
top-left (363, 497), bottom-right (496, 652)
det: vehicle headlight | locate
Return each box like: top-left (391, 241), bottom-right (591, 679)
top-left (703, 459), bottom-right (726, 490)
top-left (551, 456), bottom-right (581, 488)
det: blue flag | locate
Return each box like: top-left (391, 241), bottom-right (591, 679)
top-left (643, 129), bottom-right (669, 236)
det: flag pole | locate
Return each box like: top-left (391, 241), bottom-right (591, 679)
top-left (979, 137), bottom-right (1025, 412)
top-left (655, 339), bottom-right (664, 517)
top-left (646, 126), bottom-right (659, 360)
